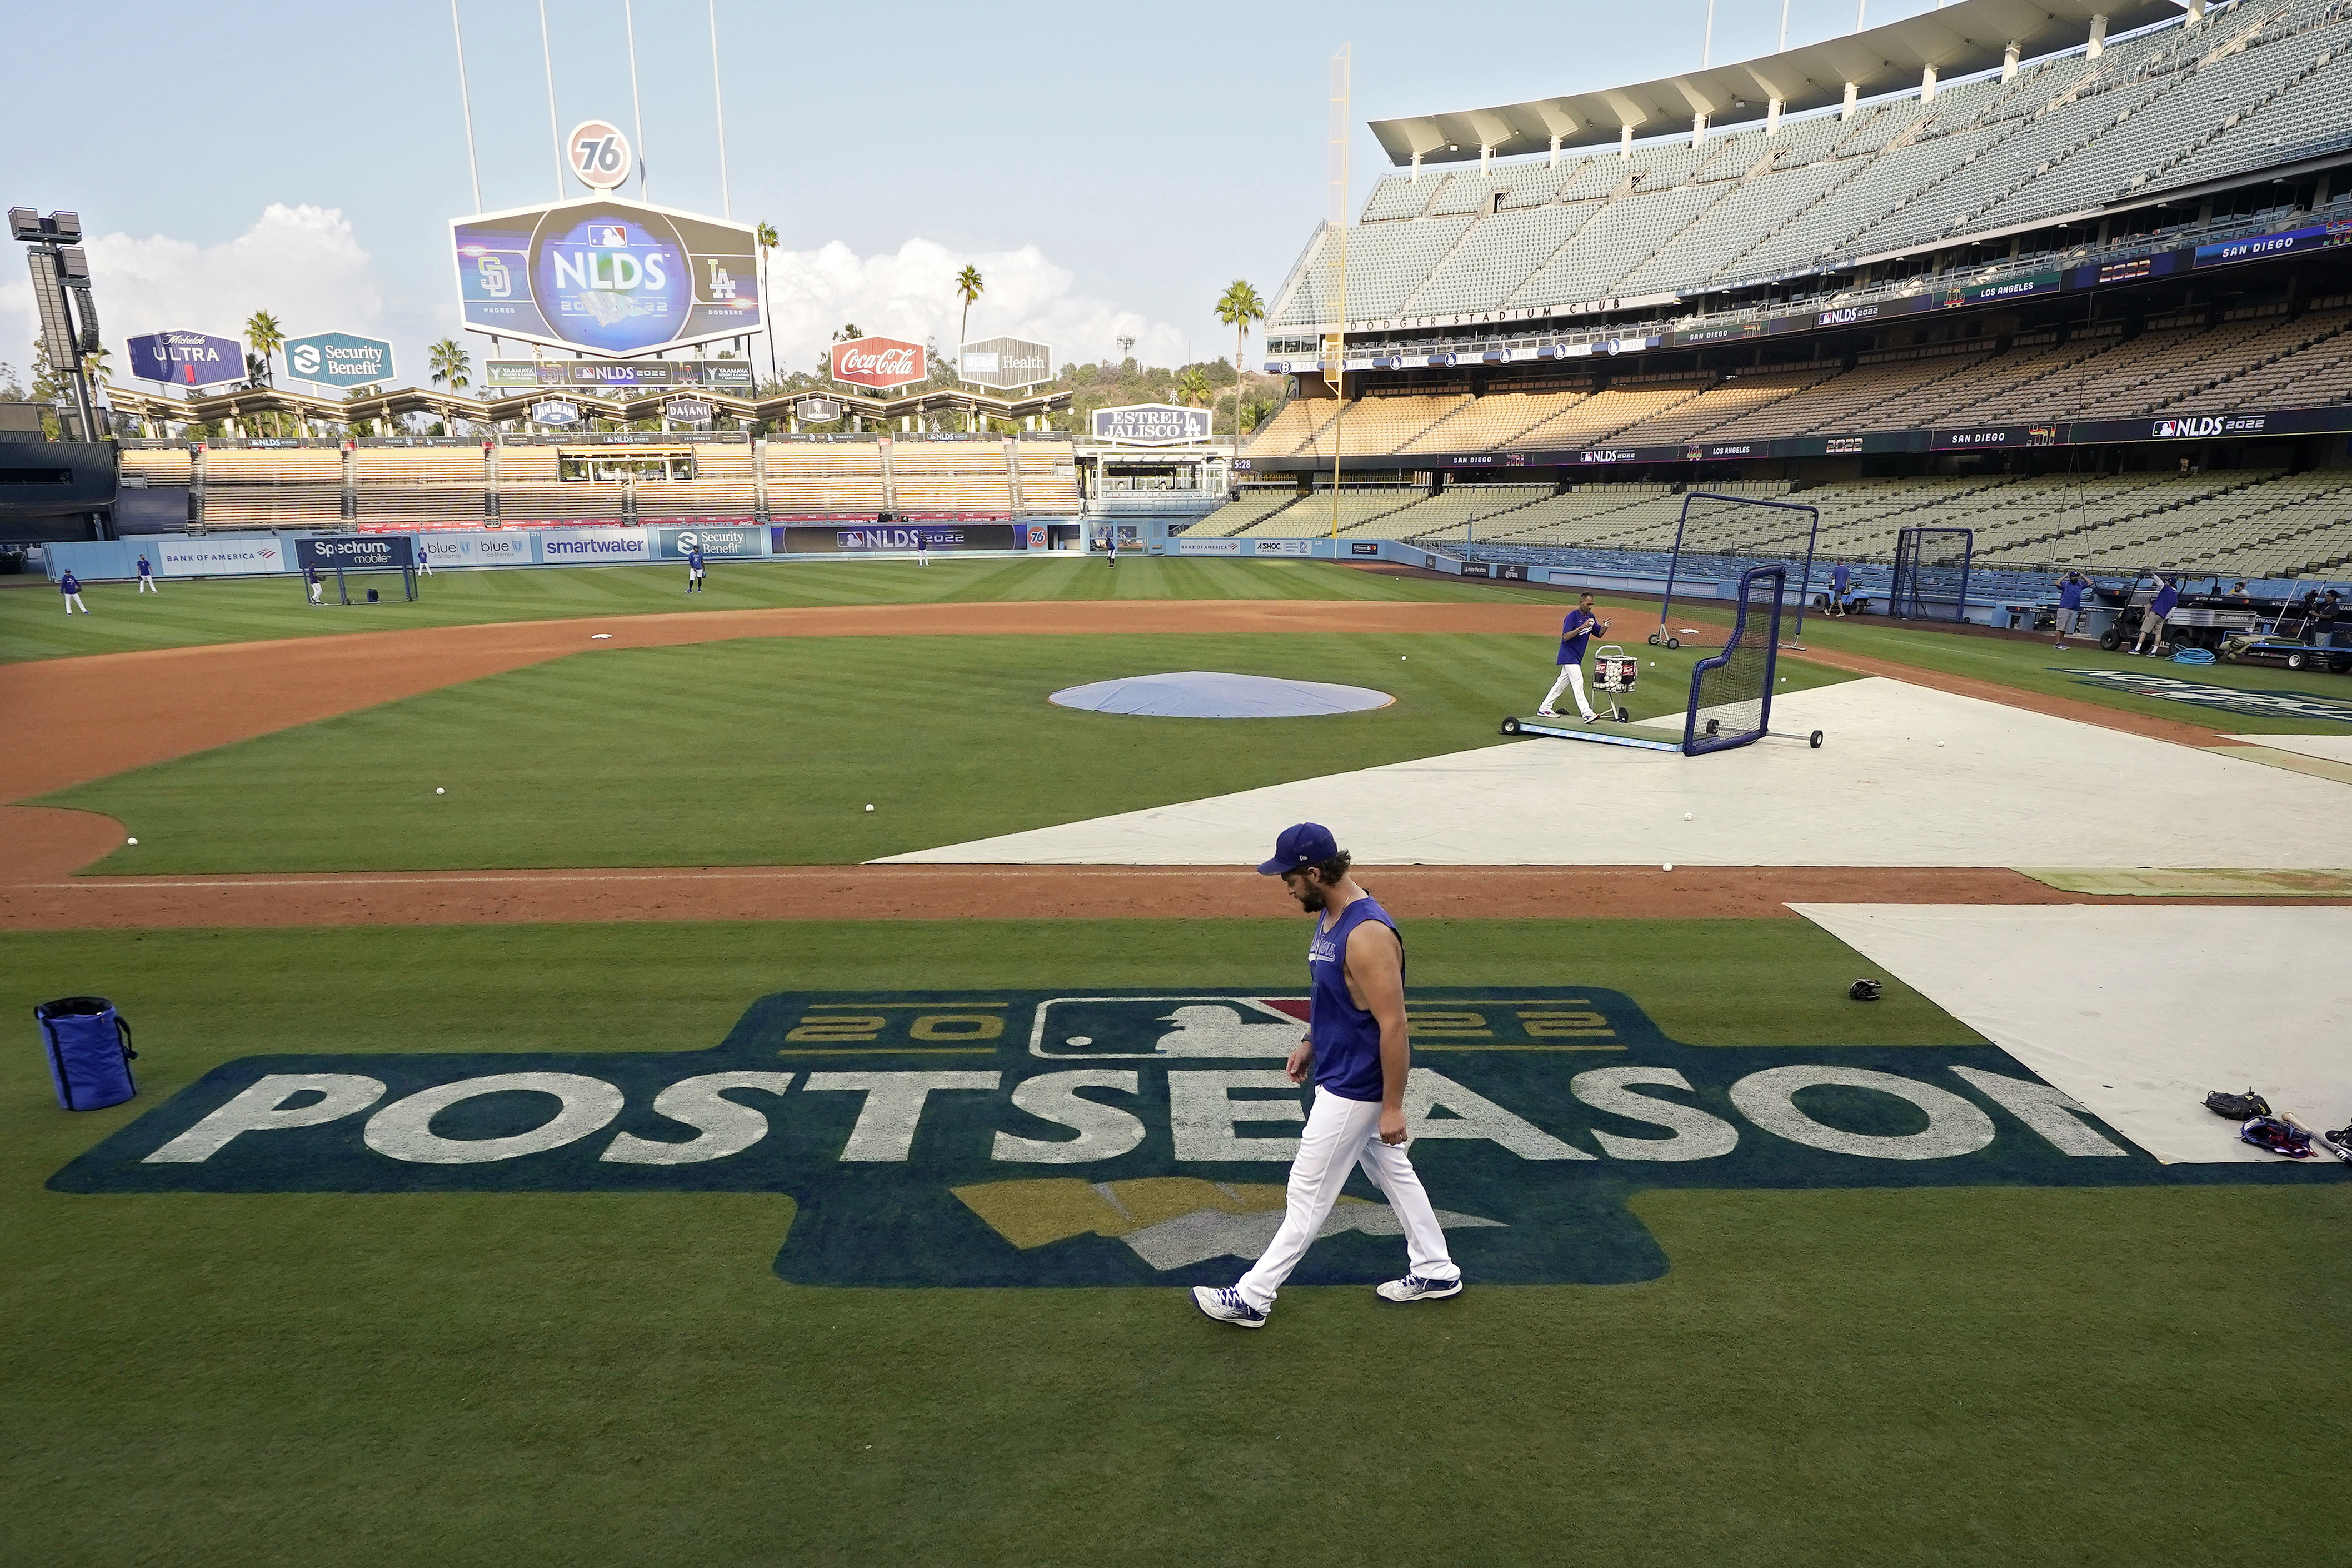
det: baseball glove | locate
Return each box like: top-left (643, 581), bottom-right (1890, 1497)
top-left (2204, 1089), bottom-right (2271, 1120)
top-left (1848, 978), bottom-right (1882, 1001)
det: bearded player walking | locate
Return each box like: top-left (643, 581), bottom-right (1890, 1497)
top-left (1193, 823), bottom-right (1462, 1327)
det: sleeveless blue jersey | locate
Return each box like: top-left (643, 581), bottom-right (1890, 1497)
top-left (1306, 895), bottom-right (1402, 1102)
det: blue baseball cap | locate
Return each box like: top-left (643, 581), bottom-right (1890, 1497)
top-left (1258, 822), bottom-right (1339, 876)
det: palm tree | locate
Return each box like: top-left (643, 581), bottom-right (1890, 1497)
top-left (428, 338), bottom-right (472, 392)
top-left (954, 264), bottom-right (983, 352)
top-left (756, 221), bottom-right (780, 385)
top-left (1215, 279), bottom-right (1265, 477)
top-left (1176, 367), bottom-right (1214, 408)
top-left (243, 310), bottom-right (284, 388)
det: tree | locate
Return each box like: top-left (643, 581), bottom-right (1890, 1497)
top-left (1176, 367), bottom-right (1214, 408)
top-left (428, 338), bottom-right (472, 392)
top-left (756, 221), bottom-right (780, 385)
top-left (954, 265), bottom-right (983, 351)
top-left (243, 310), bottom-right (284, 388)
top-left (1215, 279), bottom-right (1265, 461)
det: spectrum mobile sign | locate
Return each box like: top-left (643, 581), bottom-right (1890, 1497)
top-left (451, 196), bottom-right (762, 357)
top-left (49, 986), bottom-right (2297, 1290)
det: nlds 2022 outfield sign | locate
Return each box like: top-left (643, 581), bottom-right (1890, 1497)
top-left (53, 988), bottom-right (2303, 1289)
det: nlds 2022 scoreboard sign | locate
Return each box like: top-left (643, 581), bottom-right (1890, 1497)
top-left (452, 196), bottom-right (763, 358)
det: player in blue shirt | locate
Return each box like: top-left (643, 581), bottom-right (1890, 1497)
top-left (2131, 573), bottom-right (2179, 655)
top-left (136, 553), bottom-right (158, 593)
top-left (306, 564), bottom-right (323, 605)
top-left (1535, 592), bottom-right (1609, 722)
top-left (2053, 572), bottom-right (2090, 650)
top-left (59, 570), bottom-right (88, 614)
top-left (1194, 823), bottom-right (1462, 1329)
top-left (685, 546), bottom-right (706, 594)
top-left (1829, 561), bottom-right (1854, 616)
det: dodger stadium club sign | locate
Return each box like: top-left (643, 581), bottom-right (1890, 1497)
top-left (52, 987), bottom-right (2298, 1289)
top-left (452, 196), bottom-right (763, 357)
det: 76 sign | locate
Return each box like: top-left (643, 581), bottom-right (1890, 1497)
top-left (567, 119), bottom-right (633, 192)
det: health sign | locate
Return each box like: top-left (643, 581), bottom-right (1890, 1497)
top-left (282, 331), bottom-right (395, 388)
top-left (126, 329), bottom-right (244, 388)
top-left (451, 196), bottom-right (762, 358)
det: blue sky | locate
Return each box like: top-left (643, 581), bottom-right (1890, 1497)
top-left (2, 0), bottom-right (1957, 392)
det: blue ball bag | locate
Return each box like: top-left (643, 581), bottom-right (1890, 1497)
top-left (35, 996), bottom-right (138, 1111)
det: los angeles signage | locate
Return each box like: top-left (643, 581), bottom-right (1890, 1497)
top-left (830, 337), bottom-right (926, 389)
top-left (49, 986), bottom-right (2294, 1290)
top-left (126, 329), bottom-right (244, 388)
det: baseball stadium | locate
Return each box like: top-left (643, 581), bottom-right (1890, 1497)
top-left (4, 2), bottom-right (2350, 1564)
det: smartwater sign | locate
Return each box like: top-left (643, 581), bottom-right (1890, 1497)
top-left (51, 986), bottom-right (2280, 1290)
top-left (1092, 403), bottom-right (1210, 445)
top-left (537, 528), bottom-right (651, 562)
top-left (282, 332), bottom-right (395, 388)
top-left (126, 329), bottom-right (244, 388)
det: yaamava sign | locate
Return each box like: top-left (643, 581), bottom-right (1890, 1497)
top-left (53, 988), bottom-right (2300, 1288)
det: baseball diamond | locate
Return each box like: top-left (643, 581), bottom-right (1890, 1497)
top-left (8, 4), bottom-right (2352, 1564)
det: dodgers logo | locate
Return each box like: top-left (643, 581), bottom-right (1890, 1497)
top-left (51, 989), bottom-right (2303, 1289)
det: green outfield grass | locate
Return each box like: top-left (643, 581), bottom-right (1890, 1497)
top-left (45, 631), bottom-right (1853, 874)
top-left (3, 918), bottom-right (2343, 1568)
top-left (0, 557), bottom-right (1571, 664)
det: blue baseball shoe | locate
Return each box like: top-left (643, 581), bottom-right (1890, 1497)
top-left (1376, 1274), bottom-right (1465, 1304)
top-left (1191, 1286), bottom-right (1267, 1328)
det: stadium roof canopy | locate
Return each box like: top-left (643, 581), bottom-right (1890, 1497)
top-left (1369, 0), bottom-right (2194, 167)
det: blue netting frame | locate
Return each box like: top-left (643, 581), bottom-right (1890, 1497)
top-left (1659, 492), bottom-right (1820, 645)
top-left (1684, 565), bottom-right (1784, 756)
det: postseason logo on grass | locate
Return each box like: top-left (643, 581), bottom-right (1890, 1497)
top-left (2055, 668), bottom-right (2352, 725)
top-left (52, 989), bottom-right (2306, 1290)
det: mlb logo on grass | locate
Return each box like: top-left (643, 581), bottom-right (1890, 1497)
top-left (50, 986), bottom-right (2286, 1293)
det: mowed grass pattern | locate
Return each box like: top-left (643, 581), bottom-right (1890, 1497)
top-left (2, 920), bottom-right (2343, 1567)
top-left (0, 556), bottom-right (1571, 663)
top-left (48, 632), bottom-right (1854, 873)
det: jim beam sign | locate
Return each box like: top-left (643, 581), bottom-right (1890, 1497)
top-left (960, 336), bottom-right (1053, 391)
top-left (1091, 403), bottom-right (1212, 446)
top-left (831, 336), bottom-right (926, 390)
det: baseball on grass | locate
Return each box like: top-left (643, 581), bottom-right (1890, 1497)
top-left (436, 787), bottom-right (445, 795)
top-left (865, 804), bottom-right (875, 812)
top-left (127, 837), bottom-right (137, 845)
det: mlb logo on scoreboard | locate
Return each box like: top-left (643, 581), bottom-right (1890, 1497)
top-left (590, 224), bottom-right (627, 248)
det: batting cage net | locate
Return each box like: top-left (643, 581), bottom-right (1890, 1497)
top-left (1656, 492), bottom-right (1820, 646)
top-left (1684, 565), bottom-right (1785, 756)
top-left (1889, 527), bottom-right (1974, 622)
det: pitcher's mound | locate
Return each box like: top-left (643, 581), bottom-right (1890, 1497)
top-left (1049, 671), bottom-right (1392, 718)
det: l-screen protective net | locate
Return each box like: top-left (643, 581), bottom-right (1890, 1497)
top-left (1684, 565), bottom-right (1784, 756)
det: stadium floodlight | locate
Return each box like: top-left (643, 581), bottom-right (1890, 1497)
top-left (58, 245), bottom-right (89, 279)
top-left (47, 210), bottom-right (81, 243)
top-left (7, 207), bottom-right (39, 241)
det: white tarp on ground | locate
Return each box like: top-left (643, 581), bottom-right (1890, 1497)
top-left (1790, 904), bottom-right (2352, 1165)
top-left (885, 677), bottom-right (2352, 867)
top-left (2226, 733), bottom-right (2352, 764)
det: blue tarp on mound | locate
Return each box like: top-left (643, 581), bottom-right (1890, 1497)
top-left (1049, 671), bottom-right (1392, 718)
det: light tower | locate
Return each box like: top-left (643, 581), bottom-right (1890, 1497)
top-left (10, 207), bottom-right (105, 442)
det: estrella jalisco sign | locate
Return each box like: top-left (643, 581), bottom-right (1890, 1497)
top-left (49, 988), bottom-right (2304, 1289)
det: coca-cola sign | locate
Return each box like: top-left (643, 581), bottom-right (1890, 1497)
top-left (830, 337), bottom-right (926, 389)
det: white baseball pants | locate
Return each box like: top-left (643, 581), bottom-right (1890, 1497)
top-left (1540, 663), bottom-right (1594, 719)
top-left (64, 593), bottom-right (86, 613)
top-left (1236, 1085), bottom-right (1457, 1311)
top-left (138, 576), bottom-right (158, 593)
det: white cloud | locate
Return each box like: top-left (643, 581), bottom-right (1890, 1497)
top-left (757, 237), bottom-right (1189, 374)
top-left (0, 204), bottom-right (387, 383)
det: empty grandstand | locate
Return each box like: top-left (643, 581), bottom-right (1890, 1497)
top-left (1210, 0), bottom-right (2352, 589)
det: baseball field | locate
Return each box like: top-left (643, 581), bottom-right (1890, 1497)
top-left (4, 555), bottom-right (2348, 1567)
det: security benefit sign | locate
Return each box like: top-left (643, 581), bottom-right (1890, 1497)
top-left (283, 331), bottom-right (395, 388)
top-left (451, 196), bottom-right (762, 357)
top-left (51, 987), bottom-right (2299, 1290)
